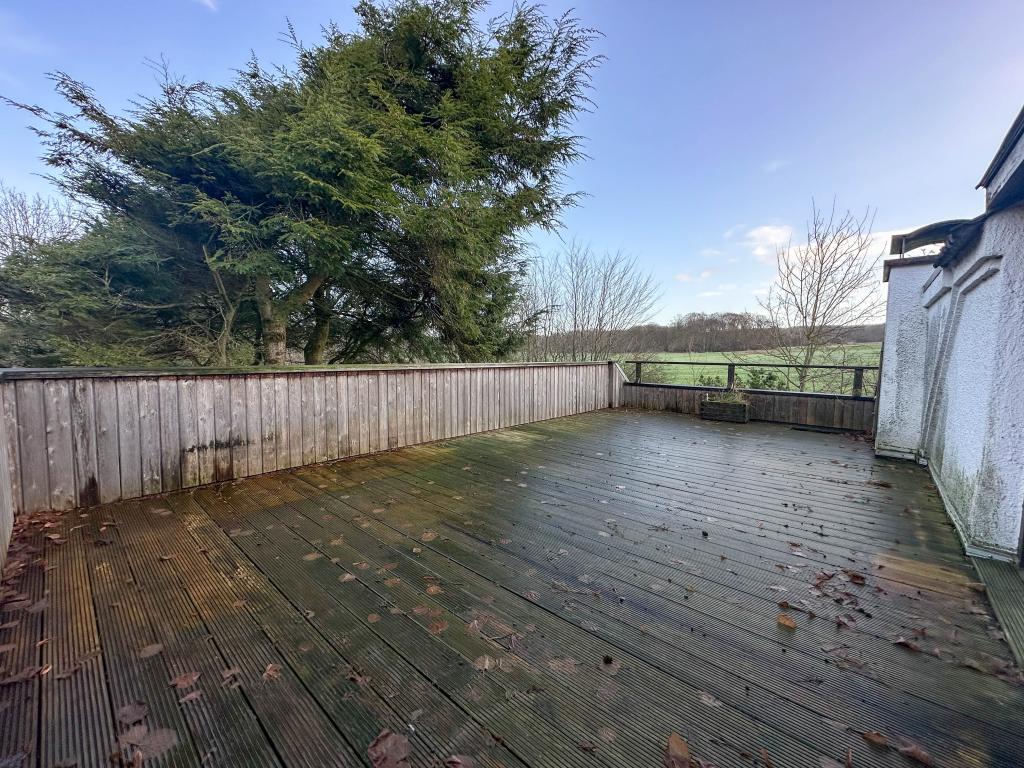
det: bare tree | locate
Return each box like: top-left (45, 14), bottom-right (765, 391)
top-left (521, 242), bottom-right (661, 362)
top-left (758, 202), bottom-right (884, 390)
top-left (0, 182), bottom-right (81, 260)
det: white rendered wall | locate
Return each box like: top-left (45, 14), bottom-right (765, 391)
top-left (876, 261), bottom-right (935, 460)
top-left (876, 205), bottom-right (1024, 559)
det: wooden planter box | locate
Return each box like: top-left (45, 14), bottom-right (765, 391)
top-left (699, 398), bottom-right (750, 423)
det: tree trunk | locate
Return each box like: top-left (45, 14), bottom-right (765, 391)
top-left (304, 288), bottom-right (332, 364)
top-left (255, 277), bottom-right (288, 365)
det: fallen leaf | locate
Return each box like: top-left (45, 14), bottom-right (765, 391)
top-left (169, 671), bottom-right (201, 690)
top-left (473, 655), bottom-right (495, 671)
top-left (302, 552), bottom-right (322, 561)
top-left (262, 663), bottom-right (282, 682)
top-left (598, 727), bottom-right (617, 743)
top-left (138, 643), bottom-right (163, 659)
top-left (367, 729), bottom-right (410, 768)
top-left (339, 573), bottom-right (356, 582)
top-left (179, 690), bottom-right (202, 703)
top-left (426, 585), bottom-right (444, 596)
top-left (421, 530), bottom-right (438, 542)
top-left (116, 702), bottom-right (149, 725)
top-left (862, 730), bottom-right (888, 747)
top-left (367, 613), bottom-right (381, 624)
top-left (760, 747), bottom-right (775, 768)
top-left (428, 620), bottom-right (449, 635)
top-left (444, 757), bottom-right (476, 768)
top-left (776, 613), bottom-right (797, 630)
top-left (137, 728), bottom-right (179, 760)
top-left (893, 637), bottom-right (922, 653)
top-left (665, 733), bottom-right (690, 767)
top-left (600, 655), bottom-right (621, 676)
top-left (897, 742), bottom-right (933, 765)
top-left (119, 723), bottom-right (148, 747)
top-left (698, 691), bottom-right (723, 708)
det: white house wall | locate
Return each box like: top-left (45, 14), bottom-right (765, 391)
top-left (877, 205), bottom-right (1024, 559)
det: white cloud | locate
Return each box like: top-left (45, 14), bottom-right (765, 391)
top-left (195, 0), bottom-right (219, 10)
top-left (752, 286), bottom-right (770, 297)
top-left (698, 290), bottom-right (724, 298)
top-left (722, 225), bottom-right (743, 240)
top-left (674, 272), bottom-right (694, 283)
top-left (745, 224), bottom-right (794, 263)
top-left (762, 159), bottom-right (789, 174)
top-left (717, 283), bottom-right (738, 292)
top-left (699, 269), bottom-right (713, 280)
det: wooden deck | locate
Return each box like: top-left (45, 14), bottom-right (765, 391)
top-left (2, 409), bottom-right (1022, 767)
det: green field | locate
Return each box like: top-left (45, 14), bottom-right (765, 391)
top-left (628, 343), bottom-right (881, 395)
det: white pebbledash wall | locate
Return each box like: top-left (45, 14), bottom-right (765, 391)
top-left (877, 205), bottom-right (1024, 559)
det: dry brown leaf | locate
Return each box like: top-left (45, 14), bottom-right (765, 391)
top-left (861, 730), bottom-right (888, 748)
top-left (897, 742), bottom-right (933, 765)
top-left (473, 655), bottom-right (495, 672)
top-left (367, 613), bottom-right (381, 624)
top-left (600, 655), bottom-right (621, 676)
top-left (169, 671), bottom-right (200, 689)
top-left (262, 663), bottom-right (282, 682)
top-left (367, 729), bottom-right (410, 768)
top-left (138, 728), bottom-right (179, 760)
top-left (339, 573), bottom-right (356, 582)
top-left (426, 585), bottom-right (444, 596)
top-left (444, 757), bottom-right (476, 768)
top-left (119, 723), bottom-right (148, 748)
top-left (179, 690), bottom-right (202, 703)
top-left (428, 620), bottom-right (449, 635)
top-left (664, 733), bottom-right (690, 768)
top-left (776, 613), bottom-right (797, 630)
top-left (893, 637), bottom-right (922, 653)
top-left (760, 747), bottom-right (775, 768)
top-left (421, 530), bottom-right (438, 542)
top-left (116, 702), bottom-right (149, 725)
top-left (138, 643), bottom-right (163, 659)
top-left (302, 552), bottom-right (322, 561)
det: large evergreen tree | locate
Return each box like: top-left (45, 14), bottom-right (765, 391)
top-left (4, 0), bottom-right (599, 366)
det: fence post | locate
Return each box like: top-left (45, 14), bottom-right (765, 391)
top-left (634, 362), bottom-right (642, 383)
top-left (607, 361), bottom-right (616, 408)
top-left (726, 363), bottom-right (736, 389)
top-left (852, 367), bottom-right (864, 397)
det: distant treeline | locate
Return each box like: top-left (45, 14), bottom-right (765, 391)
top-left (529, 312), bottom-right (884, 357)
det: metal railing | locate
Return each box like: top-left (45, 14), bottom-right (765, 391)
top-left (624, 360), bottom-right (879, 398)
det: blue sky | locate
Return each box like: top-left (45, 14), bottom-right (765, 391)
top-left (2, 1), bottom-right (1023, 322)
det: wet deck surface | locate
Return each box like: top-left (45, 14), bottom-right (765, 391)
top-left (2, 409), bottom-right (1023, 767)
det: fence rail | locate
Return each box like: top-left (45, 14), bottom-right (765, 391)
top-left (625, 360), bottom-right (879, 397)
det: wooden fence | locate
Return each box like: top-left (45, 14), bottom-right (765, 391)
top-left (622, 382), bottom-right (875, 432)
top-left (0, 363), bottom-right (623, 528)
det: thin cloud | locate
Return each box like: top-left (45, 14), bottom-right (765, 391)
top-left (762, 159), bottom-right (789, 174)
top-left (745, 224), bottom-right (794, 263)
top-left (699, 269), bottom-right (713, 279)
top-left (674, 273), bottom-right (694, 283)
top-left (194, 0), bottom-right (219, 10)
top-left (717, 283), bottom-right (738, 292)
top-left (698, 290), bottom-right (724, 298)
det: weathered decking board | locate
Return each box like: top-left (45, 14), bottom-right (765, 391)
top-left (974, 556), bottom-right (1024, 666)
top-left (2, 410), bottom-right (1021, 768)
top-left (623, 382), bottom-right (876, 432)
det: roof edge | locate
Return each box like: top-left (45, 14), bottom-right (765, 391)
top-left (978, 103), bottom-right (1024, 189)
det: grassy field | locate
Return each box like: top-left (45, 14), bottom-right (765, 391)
top-left (628, 343), bottom-right (881, 395)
